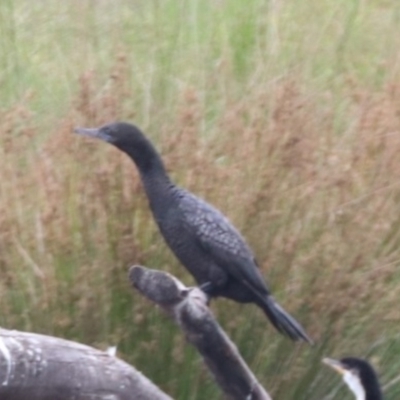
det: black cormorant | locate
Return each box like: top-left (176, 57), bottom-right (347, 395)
top-left (323, 357), bottom-right (383, 400)
top-left (75, 122), bottom-right (312, 343)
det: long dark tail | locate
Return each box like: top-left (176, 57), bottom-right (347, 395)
top-left (258, 296), bottom-right (313, 344)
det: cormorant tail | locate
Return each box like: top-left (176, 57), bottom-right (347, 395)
top-left (259, 296), bottom-right (313, 344)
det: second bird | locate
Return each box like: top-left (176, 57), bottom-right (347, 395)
top-left (75, 122), bottom-right (312, 343)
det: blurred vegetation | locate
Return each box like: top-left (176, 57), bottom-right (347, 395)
top-left (1, 0), bottom-right (400, 398)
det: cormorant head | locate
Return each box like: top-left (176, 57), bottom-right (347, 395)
top-left (323, 357), bottom-right (382, 400)
top-left (74, 122), bottom-right (162, 173)
top-left (74, 122), bottom-right (146, 150)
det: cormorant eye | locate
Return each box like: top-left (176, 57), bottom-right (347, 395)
top-left (102, 126), bottom-right (113, 136)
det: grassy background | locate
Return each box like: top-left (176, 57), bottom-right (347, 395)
top-left (2, 0), bottom-right (400, 398)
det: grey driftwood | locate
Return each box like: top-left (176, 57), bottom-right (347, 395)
top-left (0, 328), bottom-right (172, 400)
top-left (129, 264), bottom-right (272, 400)
top-left (0, 265), bottom-right (272, 400)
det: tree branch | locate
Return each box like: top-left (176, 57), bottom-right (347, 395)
top-left (0, 328), bottom-right (172, 400)
top-left (129, 265), bottom-right (272, 400)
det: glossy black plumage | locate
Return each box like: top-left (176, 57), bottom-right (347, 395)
top-left (75, 122), bottom-right (312, 343)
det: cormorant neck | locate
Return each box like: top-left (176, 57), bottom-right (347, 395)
top-left (120, 135), bottom-right (164, 172)
top-left (366, 389), bottom-right (383, 400)
top-left (344, 372), bottom-right (366, 400)
top-left (118, 139), bottom-right (174, 201)
top-left (343, 372), bottom-right (382, 400)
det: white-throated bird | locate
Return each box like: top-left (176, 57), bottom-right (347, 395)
top-left (323, 357), bottom-right (383, 400)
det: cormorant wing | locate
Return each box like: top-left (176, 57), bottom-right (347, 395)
top-left (178, 190), bottom-right (270, 296)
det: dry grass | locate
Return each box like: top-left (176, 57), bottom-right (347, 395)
top-left (3, 65), bottom-right (400, 396)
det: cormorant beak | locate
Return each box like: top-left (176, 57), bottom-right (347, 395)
top-left (74, 127), bottom-right (114, 143)
top-left (323, 358), bottom-right (346, 375)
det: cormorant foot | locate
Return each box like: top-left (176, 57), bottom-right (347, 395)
top-left (199, 281), bottom-right (214, 293)
top-left (199, 282), bottom-right (215, 305)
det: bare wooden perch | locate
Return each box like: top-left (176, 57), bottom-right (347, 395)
top-left (129, 265), bottom-right (272, 400)
top-left (0, 328), bottom-right (172, 400)
top-left (0, 266), bottom-right (272, 400)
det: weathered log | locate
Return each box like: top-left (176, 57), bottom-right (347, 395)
top-left (129, 265), bottom-right (272, 400)
top-left (0, 328), bottom-right (173, 400)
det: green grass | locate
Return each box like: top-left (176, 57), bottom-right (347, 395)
top-left (2, 0), bottom-right (400, 399)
